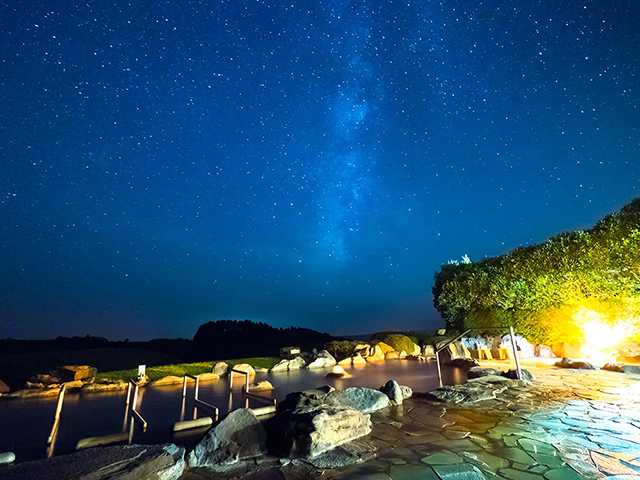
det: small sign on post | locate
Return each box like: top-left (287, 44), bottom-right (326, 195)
top-left (137, 365), bottom-right (146, 381)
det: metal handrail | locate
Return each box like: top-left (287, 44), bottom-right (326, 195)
top-left (434, 326), bottom-right (523, 386)
top-left (187, 375), bottom-right (219, 420)
top-left (128, 380), bottom-right (147, 430)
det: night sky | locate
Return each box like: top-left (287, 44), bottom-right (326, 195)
top-left (1, 1), bottom-right (639, 340)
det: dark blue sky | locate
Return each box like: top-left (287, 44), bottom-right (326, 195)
top-left (1, 0), bottom-right (639, 340)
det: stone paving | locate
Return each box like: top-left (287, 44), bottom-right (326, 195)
top-left (187, 360), bottom-right (640, 480)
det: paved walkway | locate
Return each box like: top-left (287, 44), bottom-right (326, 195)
top-left (190, 359), bottom-right (640, 480)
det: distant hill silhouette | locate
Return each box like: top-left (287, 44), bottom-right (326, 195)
top-left (193, 319), bottom-right (334, 359)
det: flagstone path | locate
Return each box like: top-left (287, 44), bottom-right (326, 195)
top-left (190, 360), bottom-right (640, 480)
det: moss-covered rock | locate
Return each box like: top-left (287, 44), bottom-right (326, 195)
top-left (383, 335), bottom-right (420, 355)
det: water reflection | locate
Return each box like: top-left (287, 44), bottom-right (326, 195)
top-left (0, 360), bottom-right (463, 463)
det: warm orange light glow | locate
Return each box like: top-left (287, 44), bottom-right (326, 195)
top-left (572, 306), bottom-right (637, 362)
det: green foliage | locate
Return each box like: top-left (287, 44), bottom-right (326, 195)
top-left (433, 198), bottom-right (640, 342)
top-left (326, 341), bottom-right (356, 359)
top-left (383, 335), bottom-right (418, 353)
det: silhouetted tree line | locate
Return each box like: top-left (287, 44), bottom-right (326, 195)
top-left (433, 198), bottom-right (640, 344)
top-left (0, 320), bottom-right (335, 362)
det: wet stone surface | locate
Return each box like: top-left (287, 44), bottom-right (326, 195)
top-left (185, 363), bottom-right (640, 479)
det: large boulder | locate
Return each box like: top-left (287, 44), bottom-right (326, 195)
top-left (213, 362), bottom-right (229, 376)
top-left (422, 344), bottom-right (435, 357)
top-left (427, 381), bottom-right (509, 404)
top-left (534, 344), bottom-right (555, 358)
top-left (288, 356), bottom-right (307, 369)
top-left (380, 380), bottom-right (403, 405)
top-left (270, 359), bottom-right (290, 372)
top-left (151, 376), bottom-right (185, 386)
top-left (383, 335), bottom-right (421, 356)
top-left (266, 405), bottom-right (372, 458)
top-left (555, 357), bottom-right (597, 370)
top-left (307, 350), bottom-right (336, 369)
top-left (352, 354), bottom-right (366, 365)
top-left (434, 340), bottom-right (470, 364)
top-left (501, 334), bottom-right (535, 358)
top-left (551, 342), bottom-right (584, 358)
top-left (51, 365), bottom-right (97, 383)
top-left (366, 344), bottom-right (386, 362)
top-left (468, 367), bottom-right (503, 379)
top-left (278, 386), bottom-right (390, 414)
top-left (327, 387), bottom-right (390, 413)
top-left (0, 444), bottom-right (184, 480)
top-left (188, 408), bottom-right (267, 469)
top-left (0, 380), bottom-right (9, 394)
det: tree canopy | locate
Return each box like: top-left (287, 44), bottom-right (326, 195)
top-left (433, 199), bottom-right (640, 343)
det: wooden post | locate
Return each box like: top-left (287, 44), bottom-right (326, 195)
top-left (509, 326), bottom-right (523, 380)
top-left (47, 385), bottom-right (66, 445)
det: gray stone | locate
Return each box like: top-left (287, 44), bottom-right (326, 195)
top-left (266, 405), bottom-right (371, 458)
top-left (327, 387), bottom-right (391, 413)
top-left (304, 437), bottom-right (379, 468)
top-left (448, 358), bottom-right (480, 369)
top-left (399, 385), bottom-right (413, 399)
top-left (554, 357), bottom-right (597, 370)
top-left (467, 367), bottom-right (503, 379)
top-left (432, 463), bottom-right (486, 479)
top-left (543, 466), bottom-right (584, 480)
top-left (271, 359), bottom-right (290, 372)
top-left (503, 368), bottom-right (534, 381)
top-left (0, 452), bottom-right (15, 466)
top-left (390, 464), bottom-right (439, 480)
top-left (188, 408), bottom-right (267, 468)
top-left (0, 444), bottom-right (184, 480)
top-left (380, 380), bottom-right (403, 405)
top-left (427, 382), bottom-right (508, 404)
top-left (421, 452), bottom-right (463, 465)
top-left (213, 362), bottom-right (229, 375)
top-left (288, 356), bottom-right (307, 369)
top-left (307, 350), bottom-right (336, 369)
top-left (622, 365), bottom-right (640, 375)
top-left (278, 388), bottom-right (331, 411)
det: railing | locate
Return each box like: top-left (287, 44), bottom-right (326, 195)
top-left (230, 368), bottom-right (277, 415)
top-left (434, 326), bottom-right (523, 387)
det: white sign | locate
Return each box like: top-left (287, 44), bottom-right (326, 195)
top-left (138, 365), bottom-right (146, 379)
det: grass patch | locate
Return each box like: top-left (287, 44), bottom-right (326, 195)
top-left (96, 357), bottom-right (280, 382)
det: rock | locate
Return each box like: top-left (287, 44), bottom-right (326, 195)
top-left (383, 335), bottom-right (421, 356)
top-left (551, 342), bottom-right (584, 358)
top-left (385, 351), bottom-right (399, 360)
top-left (213, 362), bottom-right (229, 376)
top-left (62, 380), bottom-right (84, 390)
top-left (380, 380), bottom-right (403, 405)
top-left (427, 382), bottom-right (509, 404)
top-left (398, 350), bottom-right (407, 359)
top-left (422, 345), bottom-right (435, 357)
top-left (434, 340), bottom-right (471, 364)
top-left (0, 444), bottom-right (184, 480)
top-left (52, 365), bottom-right (97, 383)
top-left (501, 334), bottom-right (535, 358)
top-left (448, 358), bottom-right (479, 369)
top-left (0, 452), bottom-right (15, 465)
top-left (399, 385), bottom-right (413, 399)
top-left (288, 356), bottom-right (307, 369)
top-left (196, 372), bottom-right (220, 382)
top-left (307, 350), bottom-right (336, 369)
top-left (534, 344), bottom-right (555, 358)
top-left (502, 368), bottom-right (534, 381)
top-left (327, 387), bottom-right (390, 413)
top-left (250, 381), bottom-right (274, 391)
top-left (7, 387), bottom-right (61, 399)
top-left (188, 408), bottom-right (267, 468)
top-left (81, 380), bottom-right (128, 393)
top-left (30, 374), bottom-right (60, 385)
top-left (254, 367), bottom-right (268, 373)
top-left (555, 357), bottom-right (597, 370)
top-left (468, 367), bottom-right (503, 379)
top-left (353, 344), bottom-right (370, 357)
top-left (366, 344), bottom-right (386, 362)
top-left (151, 376), bottom-right (185, 386)
top-left (622, 365), bottom-right (640, 375)
top-left (603, 362), bottom-right (624, 373)
top-left (0, 380), bottom-right (9, 394)
top-left (337, 357), bottom-right (352, 366)
top-left (231, 364), bottom-right (256, 376)
top-left (467, 374), bottom-right (509, 384)
top-left (278, 388), bottom-right (332, 411)
top-left (351, 354), bottom-right (367, 366)
top-left (270, 359), bottom-right (291, 371)
top-left (266, 405), bottom-right (372, 458)
top-left (326, 366), bottom-right (351, 379)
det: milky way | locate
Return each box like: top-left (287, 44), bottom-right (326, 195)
top-left (1, 0), bottom-right (639, 339)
